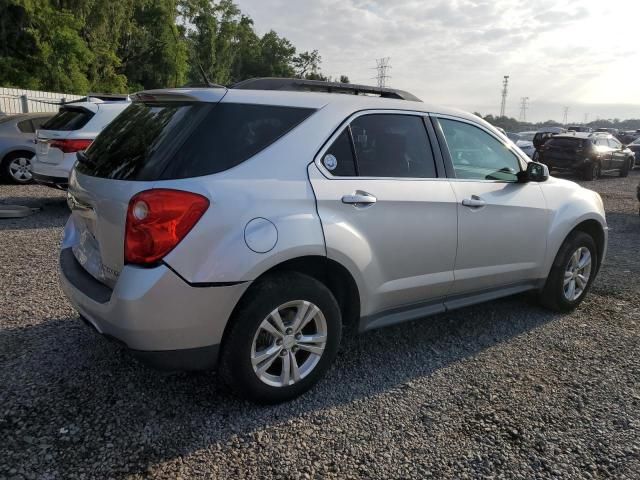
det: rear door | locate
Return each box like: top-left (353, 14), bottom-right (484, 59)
top-left (309, 111), bottom-right (458, 318)
top-left (433, 116), bottom-right (548, 297)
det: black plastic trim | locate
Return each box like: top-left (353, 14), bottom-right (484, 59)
top-left (162, 261), bottom-right (247, 288)
top-left (60, 248), bottom-right (112, 303)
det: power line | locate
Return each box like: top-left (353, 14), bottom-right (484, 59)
top-left (373, 57), bottom-right (391, 88)
top-left (519, 97), bottom-right (529, 122)
top-left (499, 75), bottom-right (509, 118)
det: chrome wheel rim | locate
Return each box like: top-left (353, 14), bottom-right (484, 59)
top-left (251, 300), bottom-right (327, 388)
top-left (9, 156), bottom-right (32, 182)
top-left (563, 247), bottom-right (592, 301)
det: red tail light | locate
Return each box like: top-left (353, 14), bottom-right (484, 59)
top-left (125, 189), bottom-right (209, 266)
top-left (50, 139), bottom-right (93, 153)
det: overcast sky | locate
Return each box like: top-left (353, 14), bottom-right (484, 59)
top-left (239, 0), bottom-right (640, 123)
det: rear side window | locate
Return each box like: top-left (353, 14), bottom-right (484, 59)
top-left (17, 120), bottom-right (34, 133)
top-left (322, 129), bottom-right (357, 176)
top-left (77, 102), bottom-right (315, 180)
top-left (350, 114), bottom-right (436, 178)
top-left (42, 107), bottom-right (94, 131)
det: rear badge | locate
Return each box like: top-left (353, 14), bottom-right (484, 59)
top-left (323, 154), bottom-right (337, 171)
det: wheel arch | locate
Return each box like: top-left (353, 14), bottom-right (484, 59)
top-left (1, 148), bottom-right (35, 163)
top-left (226, 255), bottom-right (361, 337)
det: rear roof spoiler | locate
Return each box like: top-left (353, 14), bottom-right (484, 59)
top-left (230, 77), bottom-right (422, 102)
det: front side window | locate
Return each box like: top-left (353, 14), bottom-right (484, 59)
top-left (608, 138), bottom-right (622, 149)
top-left (349, 114), bottom-right (436, 178)
top-left (439, 118), bottom-right (521, 181)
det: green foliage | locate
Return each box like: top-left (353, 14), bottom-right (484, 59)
top-left (0, 0), bottom-right (349, 94)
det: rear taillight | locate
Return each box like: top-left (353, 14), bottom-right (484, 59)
top-left (50, 139), bottom-right (93, 153)
top-left (124, 189), bottom-right (209, 266)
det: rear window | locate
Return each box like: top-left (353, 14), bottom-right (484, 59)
top-left (42, 107), bottom-right (94, 131)
top-left (546, 138), bottom-right (586, 149)
top-left (76, 102), bottom-right (316, 180)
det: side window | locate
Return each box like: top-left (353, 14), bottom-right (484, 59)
top-left (439, 118), bottom-right (521, 181)
top-left (32, 117), bottom-right (50, 130)
top-left (17, 120), bottom-right (34, 133)
top-left (322, 129), bottom-right (357, 176)
top-left (350, 114), bottom-right (436, 178)
top-left (608, 138), bottom-right (621, 149)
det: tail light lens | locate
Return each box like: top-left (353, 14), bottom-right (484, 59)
top-left (125, 189), bottom-right (209, 266)
top-left (49, 139), bottom-right (93, 153)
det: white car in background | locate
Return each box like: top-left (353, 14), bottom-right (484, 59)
top-left (32, 96), bottom-right (130, 189)
top-left (507, 132), bottom-right (535, 158)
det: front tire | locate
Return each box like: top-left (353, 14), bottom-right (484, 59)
top-left (219, 272), bottom-right (342, 404)
top-left (583, 161), bottom-right (600, 181)
top-left (619, 157), bottom-right (631, 177)
top-left (540, 231), bottom-right (598, 312)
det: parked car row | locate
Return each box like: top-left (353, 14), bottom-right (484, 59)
top-left (0, 112), bottom-right (52, 183)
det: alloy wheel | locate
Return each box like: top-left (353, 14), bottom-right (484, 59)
top-left (251, 300), bottom-right (327, 388)
top-left (563, 247), bottom-right (592, 301)
top-left (9, 156), bottom-right (33, 183)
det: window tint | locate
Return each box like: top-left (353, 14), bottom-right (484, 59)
top-left (77, 102), bottom-right (316, 180)
top-left (322, 129), bottom-right (357, 176)
top-left (42, 107), bottom-right (94, 131)
top-left (547, 137), bottom-right (585, 149)
top-left (17, 120), bottom-right (34, 133)
top-left (608, 138), bottom-right (621, 149)
top-left (31, 116), bottom-right (51, 130)
top-left (349, 114), bottom-right (436, 178)
top-left (439, 118), bottom-right (521, 181)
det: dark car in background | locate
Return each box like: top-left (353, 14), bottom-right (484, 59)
top-left (0, 113), bottom-right (53, 184)
top-left (627, 136), bottom-right (640, 168)
top-left (538, 132), bottom-right (635, 180)
top-left (567, 125), bottom-right (592, 133)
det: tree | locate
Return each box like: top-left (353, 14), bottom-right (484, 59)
top-left (339, 75), bottom-right (350, 83)
top-left (292, 49), bottom-right (321, 78)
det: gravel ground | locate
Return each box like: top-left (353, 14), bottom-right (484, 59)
top-left (1, 172), bottom-right (639, 479)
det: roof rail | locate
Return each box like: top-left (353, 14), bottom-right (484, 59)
top-left (230, 77), bottom-right (422, 102)
top-left (86, 92), bottom-right (131, 102)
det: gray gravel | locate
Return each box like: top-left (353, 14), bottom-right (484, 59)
top-left (1, 172), bottom-right (639, 479)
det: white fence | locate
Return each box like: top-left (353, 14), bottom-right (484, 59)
top-left (0, 87), bottom-right (84, 114)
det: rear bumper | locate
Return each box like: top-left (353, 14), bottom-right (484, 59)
top-left (32, 172), bottom-right (68, 189)
top-left (540, 156), bottom-right (590, 171)
top-left (59, 247), bottom-right (250, 370)
top-left (31, 153), bottom-right (75, 188)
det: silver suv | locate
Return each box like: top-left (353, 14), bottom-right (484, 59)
top-left (59, 79), bottom-right (607, 403)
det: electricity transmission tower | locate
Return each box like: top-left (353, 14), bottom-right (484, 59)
top-left (519, 97), bottom-right (529, 122)
top-left (499, 75), bottom-right (509, 117)
top-left (562, 106), bottom-right (569, 125)
top-left (373, 57), bottom-right (391, 88)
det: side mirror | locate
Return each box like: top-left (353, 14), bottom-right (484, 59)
top-left (518, 161), bottom-right (549, 183)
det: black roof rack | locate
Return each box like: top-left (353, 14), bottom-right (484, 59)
top-left (230, 77), bottom-right (422, 102)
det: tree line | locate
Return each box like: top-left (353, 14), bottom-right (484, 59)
top-left (0, 0), bottom-right (349, 94)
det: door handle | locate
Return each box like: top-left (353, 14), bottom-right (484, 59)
top-left (342, 192), bottom-right (377, 206)
top-left (462, 196), bottom-right (486, 208)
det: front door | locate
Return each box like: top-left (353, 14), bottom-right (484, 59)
top-left (308, 112), bottom-right (458, 318)
top-left (434, 116), bottom-right (549, 296)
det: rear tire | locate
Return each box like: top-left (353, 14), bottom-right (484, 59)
top-left (1, 151), bottom-right (34, 184)
top-left (219, 272), bottom-right (342, 404)
top-left (539, 231), bottom-right (598, 312)
top-left (582, 161), bottom-right (600, 181)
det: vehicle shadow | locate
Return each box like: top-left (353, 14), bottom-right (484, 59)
top-left (0, 294), bottom-right (562, 477)
top-left (0, 196), bottom-right (68, 230)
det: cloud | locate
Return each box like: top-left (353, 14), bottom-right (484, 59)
top-left (238, 0), bottom-right (640, 121)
